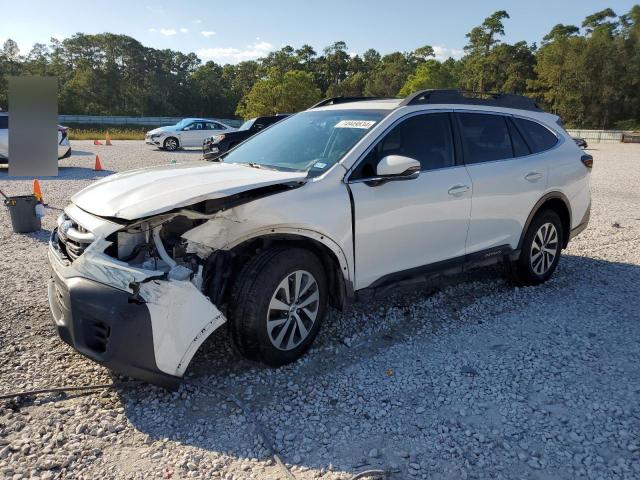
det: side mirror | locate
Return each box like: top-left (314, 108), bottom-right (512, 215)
top-left (375, 155), bottom-right (421, 182)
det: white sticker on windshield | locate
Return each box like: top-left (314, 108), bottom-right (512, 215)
top-left (335, 120), bottom-right (377, 129)
top-left (313, 162), bottom-right (327, 169)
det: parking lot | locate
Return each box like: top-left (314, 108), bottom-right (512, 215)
top-left (0, 141), bottom-right (639, 479)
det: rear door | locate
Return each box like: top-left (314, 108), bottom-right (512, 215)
top-left (348, 111), bottom-right (472, 289)
top-left (456, 111), bottom-right (551, 253)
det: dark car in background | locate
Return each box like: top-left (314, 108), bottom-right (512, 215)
top-left (202, 114), bottom-right (289, 160)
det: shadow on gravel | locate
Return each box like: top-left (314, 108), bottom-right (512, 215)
top-left (20, 228), bottom-right (52, 244)
top-left (115, 253), bottom-right (640, 475)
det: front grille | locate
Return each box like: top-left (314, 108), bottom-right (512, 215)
top-left (57, 214), bottom-right (94, 262)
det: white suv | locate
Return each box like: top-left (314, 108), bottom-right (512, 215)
top-left (47, 90), bottom-right (591, 387)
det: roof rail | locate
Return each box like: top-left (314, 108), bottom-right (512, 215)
top-left (400, 89), bottom-right (541, 111)
top-left (310, 96), bottom-right (392, 109)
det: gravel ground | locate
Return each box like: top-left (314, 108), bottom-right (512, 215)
top-left (0, 141), bottom-right (639, 480)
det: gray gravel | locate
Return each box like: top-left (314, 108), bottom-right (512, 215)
top-left (1, 141), bottom-right (639, 479)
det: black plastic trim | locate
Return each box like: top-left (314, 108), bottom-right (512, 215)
top-left (48, 267), bottom-right (181, 389)
top-left (569, 201), bottom-right (591, 241)
top-left (517, 192), bottom-right (572, 250)
top-left (311, 96), bottom-right (393, 108)
top-left (400, 89), bottom-right (541, 111)
top-left (361, 244), bottom-right (515, 295)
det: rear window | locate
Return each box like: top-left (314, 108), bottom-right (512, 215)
top-left (0, 115), bottom-right (7, 129)
top-left (457, 113), bottom-right (513, 164)
top-left (513, 118), bottom-right (558, 153)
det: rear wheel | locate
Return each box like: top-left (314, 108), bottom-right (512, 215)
top-left (509, 210), bottom-right (564, 286)
top-left (163, 137), bottom-right (179, 151)
top-left (229, 247), bottom-right (327, 366)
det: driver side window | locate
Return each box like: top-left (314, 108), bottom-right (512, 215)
top-left (351, 113), bottom-right (455, 180)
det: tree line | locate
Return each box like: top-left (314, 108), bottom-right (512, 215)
top-left (0, 6), bottom-right (638, 128)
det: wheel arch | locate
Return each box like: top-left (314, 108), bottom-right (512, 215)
top-left (518, 192), bottom-right (572, 250)
top-left (207, 230), bottom-right (353, 313)
top-left (163, 136), bottom-right (179, 149)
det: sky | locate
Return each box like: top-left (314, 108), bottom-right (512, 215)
top-left (1, 0), bottom-right (638, 63)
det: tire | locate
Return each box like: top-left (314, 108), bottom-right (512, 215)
top-left (163, 137), bottom-right (179, 151)
top-left (229, 247), bottom-right (327, 366)
top-left (509, 210), bottom-right (564, 286)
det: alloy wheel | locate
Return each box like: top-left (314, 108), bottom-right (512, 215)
top-left (530, 222), bottom-right (559, 275)
top-left (267, 270), bottom-right (320, 351)
top-left (165, 138), bottom-right (178, 151)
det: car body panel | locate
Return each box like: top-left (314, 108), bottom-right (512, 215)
top-left (70, 161), bottom-right (308, 220)
top-left (349, 165), bottom-right (473, 289)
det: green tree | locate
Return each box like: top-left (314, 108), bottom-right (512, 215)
top-left (399, 58), bottom-right (457, 96)
top-left (236, 69), bottom-right (321, 118)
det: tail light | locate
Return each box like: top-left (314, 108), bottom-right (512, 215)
top-left (581, 154), bottom-right (593, 169)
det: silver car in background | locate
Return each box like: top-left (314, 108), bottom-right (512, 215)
top-left (145, 118), bottom-right (236, 151)
top-left (0, 112), bottom-right (71, 163)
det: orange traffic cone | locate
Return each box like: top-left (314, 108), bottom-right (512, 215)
top-left (94, 139), bottom-right (103, 145)
top-left (33, 179), bottom-right (43, 202)
top-left (94, 155), bottom-right (103, 171)
top-left (105, 131), bottom-right (112, 146)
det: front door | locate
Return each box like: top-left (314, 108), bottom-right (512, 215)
top-left (348, 112), bottom-right (472, 289)
top-left (180, 122), bottom-right (205, 147)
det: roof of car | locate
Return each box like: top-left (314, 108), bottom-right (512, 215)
top-left (314, 98), bottom-right (403, 111)
top-left (311, 90), bottom-right (546, 115)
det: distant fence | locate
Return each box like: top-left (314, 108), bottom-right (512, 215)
top-left (565, 129), bottom-right (627, 144)
top-left (58, 115), bottom-right (243, 128)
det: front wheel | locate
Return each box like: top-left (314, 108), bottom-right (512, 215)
top-left (229, 247), bottom-right (327, 366)
top-left (508, 210), bottom-right (564, 286)
top-left (163, 137), bottom-right (179, 151)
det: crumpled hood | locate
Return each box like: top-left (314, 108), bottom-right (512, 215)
top-left (71, 161), bottom-right (307, 220)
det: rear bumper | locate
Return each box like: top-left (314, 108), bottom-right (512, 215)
top-left (569, 201), bottom-right (591, 241)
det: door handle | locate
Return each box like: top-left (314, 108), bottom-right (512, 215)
top-left (525, 172), bottom-right (543, 182)
top-left (448, 184), bottom-right (470, 196)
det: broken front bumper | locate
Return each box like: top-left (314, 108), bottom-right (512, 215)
top-left (47, 218), bottom-right (227, 389)
top-left (48, 265), bottom-right (182, 389)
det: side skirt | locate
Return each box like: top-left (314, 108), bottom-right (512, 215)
top-left (356, 244), bottom-right (519, 300)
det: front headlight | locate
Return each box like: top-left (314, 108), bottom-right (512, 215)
top-left (151, 133), bottom-right (162, 139)
top-left (212, 134), bottom-right (225, 143)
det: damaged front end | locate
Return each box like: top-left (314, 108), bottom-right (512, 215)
top-left (48, 204), bottom-right (228, 388)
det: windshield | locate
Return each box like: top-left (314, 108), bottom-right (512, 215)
top-left (221, 110), bottom-right (386, 176)
top-left (239, 119), bottom-right (256, 131)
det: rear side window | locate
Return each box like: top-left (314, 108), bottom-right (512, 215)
top-left (507, 118), bottom-right (530, 157)
top-left (457, 113), bottom-right (513, 164)
top-left (513, 118), bottom-right (558, 153)
top-left (0, 116), bottom-right (7, 129)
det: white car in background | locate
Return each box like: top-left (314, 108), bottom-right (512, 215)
top-left (145, 118), bottom-right (236, 151)
top-left (0, 112), bottom-right (71, 162)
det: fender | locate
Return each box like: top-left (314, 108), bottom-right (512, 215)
top-left (221, 226), bottom-right (353, 283)
top-left (517, 191), bottom-right (572, 250)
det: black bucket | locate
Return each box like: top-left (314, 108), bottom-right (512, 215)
top-left (4, 195), bottom-right (42, 233)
